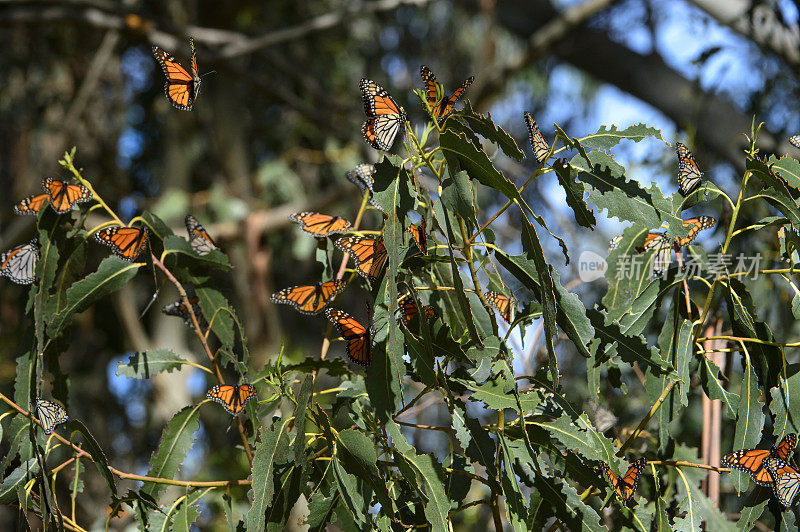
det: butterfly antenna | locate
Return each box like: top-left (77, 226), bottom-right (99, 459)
top-left (201, 70), bottom-right (217, 79)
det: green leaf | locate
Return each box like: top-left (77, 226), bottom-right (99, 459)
top-left (293, 377), bottom-right (313, 468)
top-left (194, 284), bottom-right (236, 350)
top-left (336, 429), bottom-right (392, 511)
top-left (533, 413), bottom-right (616, 464)
top-left (163, 235), bottom-right (231, 270)
top-left (770, 364), bottom-right (800, 437)
top-left (34, 208), bottom-right (61, 347)
top-left (331, 454), bottom-right (370, 527)
top-left (587, 308), bottom-right (673, 374)
top-left (578, 123), bottom-right (664, 150)
top-left (453, 102), bottom-right (526, 161)
top-left (440, 170), bottom-right (477, 234)
top-left (456, 377), bottom-right (541, 411)
top-left (0, 458), bottom-right (38, 504)
top-left (533, 474), bottom-right (606, 532)
top-left (674, 467), bottom-right (733, 532)
top-left (552, 159), bottom-right (595, 228)
top-left (247, 422), bottom-right (291, 531)
top-left (115, 349), bottom-right (189, 379)
top-left (729, 356), bottom-right (765, 492)
top-left (306, 491), bottom-right (337, 531)
top-left (141, 211), bottom-right (175, 241)
top-left (747, 155), bottom-right (800, 232)
top-left (697, 356), bottom-right (738, 419)
top-left (172, 495), bottom-right (201, 532)
top-left (47, 256), bottom-right (141, 337)
top-left (500, 434), bottom-right (529, 531)
top-left (141, 404), bottom-right (201, 498)
top-left (67, 419), bottom-right (117, 497)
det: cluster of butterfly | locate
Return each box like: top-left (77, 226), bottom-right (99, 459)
top-left (723, 434), bottom-right (800, 508)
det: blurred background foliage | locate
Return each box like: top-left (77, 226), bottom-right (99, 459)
top-left (2, 0), bottom-right (800, 528)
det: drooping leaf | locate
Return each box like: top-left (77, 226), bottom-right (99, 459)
top-left (67, 419), bottom-right (117, 497)
top-left (247, 421), bottom-right (291, 531)
top-left (141, 405), bottom-right (201, 499)
top-left (552, 159), bottom-right (595, 228)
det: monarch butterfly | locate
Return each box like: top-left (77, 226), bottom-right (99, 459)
top-left (35, 399), bottom-right (68, 435)
top-left (94, 225), bottom-right (148, 261)
top-left (42, 177), bottom-right (92, 214)
top-left (408, 220), bottom-right (427, 254)
top-left (675, 216), bottom-right (716, 247)
top-left (635, 232), bottom-right (672, 278)
top-left (524, 111), bottom-right (550, 163)
top-left (1, 238), bottom-right (39, 285)
top-left (360, 78), bottom-right (406, 151)
top-left (396, 294), bottom-right (437, 325)
top-left (152, 38), bottom-right (201, 111)
top-left (345, 163), bottom-right (383, 211)
top-left (765, 458), bottom-right (800, 507)
top-left (206, 384), bottom-right (257, 416)
top-left (325, 307), bottom-right (372, 365)
top-left (162, 295), bottom-right (206, 328)
top-left (602, 458), bottom-right (646, 503)
top-left (609, 235), bottom-right (623, 250)
top-left (485, 291), bottom-right (516, 323)
top-left (334, 235), bottom-right (388, 282)
top-left (419, 65), bottom-right (474, 123)
top-left (13, 193), bottom-right (50, 216)
top-left (185, 214), bottom-right (218, 255)
top-left (722, 433), bottom-right (797, 486)
top-left (271, 280), bottom-right (347, 315)
top-left (790, 135), bottom-right (800, 149)
top-left (289, 212), bottom-right (352, 238)
top-left (675, 142), bottom-right (704, 196)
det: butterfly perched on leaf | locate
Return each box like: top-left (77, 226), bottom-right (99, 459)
top-left (42, 178), bottom-right (92, 214)
top-left (152, 38), bottom-right (201, 111)
top-left (765, 458), bottom-right (800, 507)
top-left (419, 65), bottom-right (474, 123)
top-left (524, 111), bottom-right (550, 163)
top-left (325, 307), bottom-right (372, 365)
top-left (722, 433), bottom-right (797, 486)
top-left (94, 225), bottom-right (149, 261)
top-left (35, 399), bottom-right (68, 435)
top-left (635, 232), bottom-right (672, 278)
top-left (271, 280), bottom-right (347, 315)
top-left (289, 212), bottom-right (352, 238)
top-left (408, 220), bottom-right (427, 254)
top-left (360, 78), bottom-right (406, 151)
top-left (675, 216), bottom-right (716, 247)
top-left (334, 235), bottom-right (388, 282)
top-left (162, 291), bottom-right (206, 328)
top-left (675, 142), bottom-right (704, 196)
top-left (185, 214), bottom-right (218, 255)
top-left (602, 458), bottom-right (646, 503)
top-left (396, 294), bottom-right (437, 326)
top-left (345, 163), bottom-right (383, 211)
top-left (14, 193), bottom-right (50, 216)
top-left (485, 291), bottom-right (517, 323)
top-left (206, 384), bottom-right (257, 416)
top-left (1, 238), bottom-right (39, 285)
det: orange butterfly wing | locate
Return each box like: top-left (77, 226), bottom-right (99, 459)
top-left (408, 221), bottom-right (427, 254)
top-left (420, 65), bottom-right (439, 115)
top-left (325, 308), bottom-right (371, 365)
top-left (152, 41), bottom-right (200, 111)
top-left (603, 458), bottom-right (645, 502)
top-left (722, 448), bottom-right (774, 485)
top-left (774, 433), bottom-right (798, 461)
top-left (206, 384), bottom-right (256, 415)
top-left (289, 212), bottom-right (352, 237)
top-left (360, 78), bottom-right (406, 151)
top-left (43, 178), bottom-right (92, 214)
top-left (676, 216), bottom-right (716, 247)
top-left (271, 280), bottom-right (347, 315)
top-left (485, 291), bottom-right (515, 323)
top-left (436, 76), bottom-right (474, 120)
top-left (14, 194), bottom-right (50, 216)
top-left (95, 226), bottom-right (148, 261)
top-left (334, 236), bottom-right (387, 282)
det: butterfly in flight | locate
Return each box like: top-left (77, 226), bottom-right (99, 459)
top-left (1, 238), bottom-right (39, 285)
top-left (334, 235), bottom-right (388, 282)
top-left (602, 458), bottom-right (646, 503)
top-left (722, 433), bottom-right (797, 486)
top-left (360, 78), bottom-right (406, 151)
top-left (162, 291), bottom-right (206, 328)
top-left (206, 384), bottom-right (258, 416)
top-left (419, 65), bottom-right (474, 123)
top-left (345, 163), bottom-right (383, 211)
top-left (14, 193), bottom-right (50, 216)
top-left (675, 216), bottom-right (716, 247)
top-left (408, 220), bottom-right (427, 254)
top-left (185, 214), bottom-right (218, 255)
top-left (95, 225), bottom-right (149, 261)
top-left (675, 142), bottom-right (704, 196)
top-left (524, 112), bottom-right (550, 164)
top-left (271, 280), bottom-right (347, 315)
top-left (765, 457), bottom-right (800, 507)
top-left (485, 291), bottom-right (517, 323)
top-left (289, 212), bottom-right (352, 238)
top-left (42, 178), bottom-right (92, 214)
top-left (635, 231), bottom-right (673, 278)
top-left (396, 294), bottom-right (437, 326)
top-left (325, 307), bottom-right (372, 365)
top-left (152, 38), bottom-right (201, 111)
top-left (35, 399), bottom-right (68, 435)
